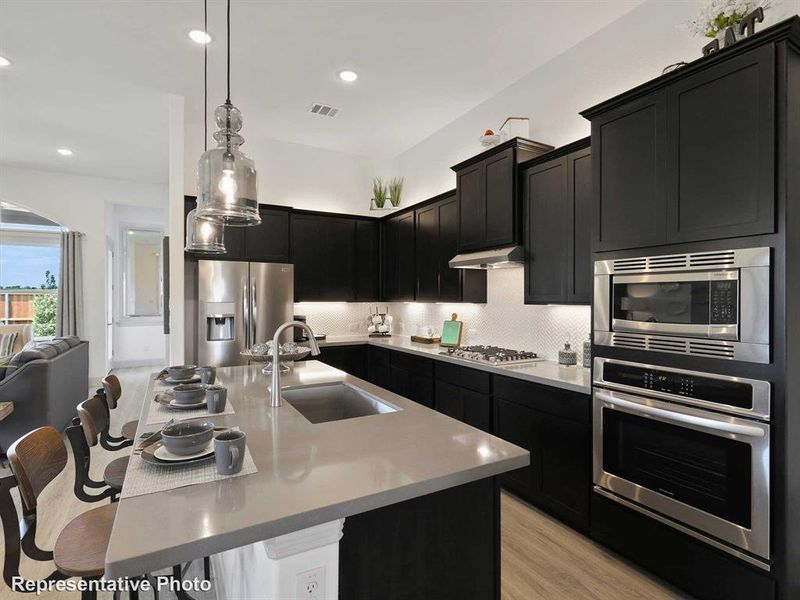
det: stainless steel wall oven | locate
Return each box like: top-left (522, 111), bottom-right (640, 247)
top-left (594, 247), bottom-right (770, 363)
top-left (593, 357), bottom-right (771, 569)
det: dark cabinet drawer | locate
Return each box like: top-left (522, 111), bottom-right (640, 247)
top-left (390, 351), bottom-right (433, 378)
top-left (435, 362), bottom-right (491, 395)
top-left (493, 376), bottom-right (589, 424)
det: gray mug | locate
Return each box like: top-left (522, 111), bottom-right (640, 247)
top-left (215, 430), bottom-right (245, 476)
top-left (206, 385), bottom-right (227, 413)
top-left (198, 366), bottom-right (216, 385)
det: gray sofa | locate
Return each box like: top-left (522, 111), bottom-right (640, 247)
top-left (0, 337), bottom-right (89, 452)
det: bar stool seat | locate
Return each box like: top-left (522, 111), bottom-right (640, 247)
top-left (103, 456), bottom-right (129, 490)
top-left (53, 502), bottom-right (117, 578)
top-left (121, 419), bottom-right (139, 441)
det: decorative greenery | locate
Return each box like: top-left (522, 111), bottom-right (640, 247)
top-left (33, 294), bottom-right (57, 337)
top-left (684, 0), bottom-right (772, 38)
top-left (372, 178), bottom-right (388, 209)
top-left (388, 177), bottom-right (404, 208)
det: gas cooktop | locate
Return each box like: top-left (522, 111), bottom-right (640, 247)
top-left (439, 345), bottom-right (543, 365)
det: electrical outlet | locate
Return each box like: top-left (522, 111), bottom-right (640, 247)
top-left (296, 566), bottom-right (325, 599)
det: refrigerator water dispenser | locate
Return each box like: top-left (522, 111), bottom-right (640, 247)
top-left (206, 302), bottom-right (235, 341)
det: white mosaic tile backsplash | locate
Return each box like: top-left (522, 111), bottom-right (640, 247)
top-left (295, 269), bottom-right (591, 361)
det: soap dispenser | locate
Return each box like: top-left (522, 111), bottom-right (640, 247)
top-left (558, 341), bottom-right (578, 366)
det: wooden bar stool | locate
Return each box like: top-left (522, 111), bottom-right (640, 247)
top-left (65, 416), bottom-right (120, 503)
top-left (102, 373), bottom-right (139, 446)
top-left (1, 427), bottom-right (123, 600)
top-left (77, 395), bottom-right (130, 495)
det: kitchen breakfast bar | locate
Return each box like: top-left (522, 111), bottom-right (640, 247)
top-left (104, 361), bottom-right (529, 598)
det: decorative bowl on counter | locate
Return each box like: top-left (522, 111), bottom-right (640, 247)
top-left (241, 344), bottom-right (312, 374)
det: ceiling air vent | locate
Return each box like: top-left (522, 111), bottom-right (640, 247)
top-left (308, 102), bottom-right (340, 118)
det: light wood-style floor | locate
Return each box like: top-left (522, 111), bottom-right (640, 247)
top-left (1, 367), bottom-right (689, 599)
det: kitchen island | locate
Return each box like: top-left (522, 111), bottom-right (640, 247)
top-left (105, 361), bottom-right (529, 598)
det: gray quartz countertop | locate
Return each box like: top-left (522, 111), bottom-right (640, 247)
top-left (105, 362), bottom-right (529, 578)
top-left (317, 335), bottom-right (591, 394)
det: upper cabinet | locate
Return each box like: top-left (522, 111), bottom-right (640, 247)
top-left (415, 192), bottom-right (486, 303)
top-left (452, 138), bottom-right (554, 253)
top-left (183, 196), bottom-right (287, 263)
top-left (583, 43), bottom-right (777, 251)
top-left (290, 212), bottom-right (362, 302)
top-left (244, 207), bottom-right (290, 263)
top-left (354, 220), bottom-right (380, 302)
top-left (381, 211), bottom-right (416, 301)
top-left (522, 139), bottom-right (591, 305)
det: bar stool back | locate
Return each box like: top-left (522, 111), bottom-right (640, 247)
top-left (101, 373), bottom-right (138, 447)
top-left (77, 396), bottom-right (130, 496)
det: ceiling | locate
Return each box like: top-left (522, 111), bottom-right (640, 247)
top-left (0, 1), bottom-right (643, 184)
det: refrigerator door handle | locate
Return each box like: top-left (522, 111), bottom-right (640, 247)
top-left (251, 276), bottom-right (257, 346)
top-left (242, 276), bottom-right (250, 349)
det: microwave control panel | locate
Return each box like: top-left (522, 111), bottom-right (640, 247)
top-left (710, 280), bottom-right (738, 324)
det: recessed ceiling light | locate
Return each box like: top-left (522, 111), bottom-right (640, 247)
top-left (57, 148), bottom-right (74, 156)
top-left (338, 70), bottom-right (358, 83)
top-left (0, 56), bottom-right (12, 67)
top-left (188, 30), bottom-right (212, 44)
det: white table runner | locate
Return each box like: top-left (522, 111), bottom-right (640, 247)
top-left (120, 446), bottom-right (258, 499)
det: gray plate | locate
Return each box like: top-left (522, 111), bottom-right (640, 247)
top-left (155, 394), bottom-right (207, 410)
top-left (162, 375), bottom-right (201, 385)
top-left (140, 440), bottom-right (215, 467)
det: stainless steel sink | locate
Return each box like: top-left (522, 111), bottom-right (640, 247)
top-left (282, 382), bottom-right (400, 424)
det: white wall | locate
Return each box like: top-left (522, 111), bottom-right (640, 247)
top-left (394, 0), bottom-right (800, 205)
top-left (183, 128), bottom-right (393, 217)
top-left (0, 164), bottom-right (167, 381)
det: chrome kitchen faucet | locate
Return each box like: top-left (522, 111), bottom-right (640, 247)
top-left (269, 321), bottom-right (321, 407)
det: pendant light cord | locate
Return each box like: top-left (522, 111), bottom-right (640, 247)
top-left (203, 0), bottom-right (208, 151)
top-left (226, 0), bottom-right (231, 104)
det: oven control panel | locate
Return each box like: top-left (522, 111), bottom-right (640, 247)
top-left (710, 280), bottom-right (738, 324)
top-left (602, 361), bottom-right (753, 410)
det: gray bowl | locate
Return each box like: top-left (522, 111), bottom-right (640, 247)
top-left (170, 383), bottom-right (208, 404)
top-left (167, 364), bottom-right (197, 381)
top-left (161, 420), bottom-right (214, 456)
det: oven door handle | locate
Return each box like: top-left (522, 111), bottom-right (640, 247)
top-left (595, 391), bottom-right (766, 438)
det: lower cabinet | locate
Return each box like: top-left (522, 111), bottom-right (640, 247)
top-left (433, 362), bottom-right (492, 432)
top-left (493, 376), bottom-right (591, 532)
top-left (388, 352), bottom-right (434, 409)
top-left (317, 345), bottom-right (367, 380)
top-left (367, 346), bottom-right (391, 390)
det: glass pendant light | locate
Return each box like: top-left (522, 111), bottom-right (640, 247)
top-left (195, 0), bottom-right (260, 227)
top-left (185, 0), bottom-right (226, 253)
top-left (185, 208), bottom-right (226, 253)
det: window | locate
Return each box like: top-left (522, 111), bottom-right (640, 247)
top-left (122, 228), bottom-right (163, 318)
top-left (0, 201), bottom-right (62, 338)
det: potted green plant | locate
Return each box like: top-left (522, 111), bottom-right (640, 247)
top-left (371, 178), bottom-right (388, 210)
top-left (388, 177), bottom-right (404, 208)
top-left (684, 0), bottom-right (772, 45)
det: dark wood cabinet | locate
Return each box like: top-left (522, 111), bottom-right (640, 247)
top-left (244, 207), bottom-right (290, 263)
top-left (522, 139), bottom-right (591, 304)
top-left (493, 376), bottom-right (591, 531)
top-left (453, 138), bottom-right (553, 253)
top-left (318, 345), bottom-right (368, 380)
top-left (434, 362), bottom-right (492, 432)
top-left (584, 44), bottom-right (778, 251)
top-left (354, 220), bottom-right (380, 301)
top-left (591, 91), bottom-right (668, 251)
top-left (389, 352), bottom-right (434, 409)
top-left (291, 213), bottom-right (356, 301)
top-left (367, 346), bottom-right (391, 389)
top-left (381, 211), bottom-right (415, 301)
top-left (665, 44), bottom-right (775, 243)
top-left (415, 193), bottom-right (487, 303)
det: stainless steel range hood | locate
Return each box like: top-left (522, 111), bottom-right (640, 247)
top-left (448, 245), bottom-right (525, 270)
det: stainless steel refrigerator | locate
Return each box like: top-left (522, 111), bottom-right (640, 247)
top-left (197, 261), bottom-right (294, 367)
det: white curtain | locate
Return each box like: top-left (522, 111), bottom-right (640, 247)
top-left (56, 231), bottom-right (84, 337)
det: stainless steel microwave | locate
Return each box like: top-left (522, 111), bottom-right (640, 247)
top-left (594, 248), bottom-right (770, 363)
